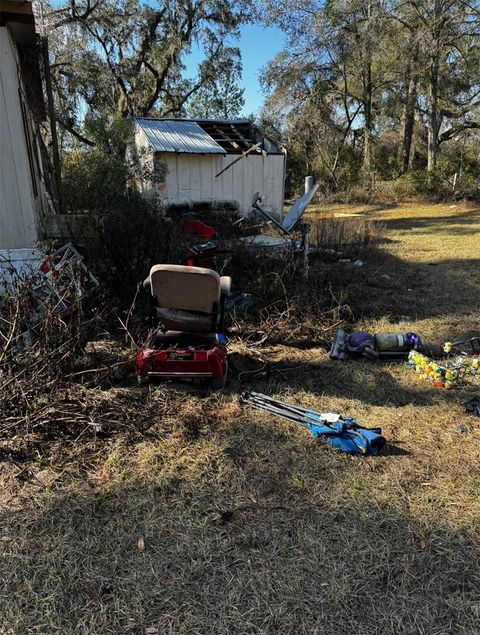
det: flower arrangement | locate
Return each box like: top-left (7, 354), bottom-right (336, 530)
top-left (407, 346), bottom-right (479, 389)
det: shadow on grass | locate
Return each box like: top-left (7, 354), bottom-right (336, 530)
top-left (1, 442), bottom-right (479, 634)
top-left (227, 352), bottom-right (472, 410)
top-left (321, 247), bottom-right (480, 321)
top-left (375, 208), bottom-right (480, 233)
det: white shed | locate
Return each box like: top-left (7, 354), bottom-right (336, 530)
top-left (0, 0), bottom-right (53, 249)
top-left (132, 118), bottom-right (287, 216)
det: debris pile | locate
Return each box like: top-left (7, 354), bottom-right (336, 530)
top-left (0, 243), bottom-right (99, 357)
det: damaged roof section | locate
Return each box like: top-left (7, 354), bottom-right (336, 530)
top-left (134, 118), bottom-right (284, 156)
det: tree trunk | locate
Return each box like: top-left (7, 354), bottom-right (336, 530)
top-left (362, 0), bottom-right (374, 173)
top-left (427, 59), bottom-right (439, 171)
top-left (400, 41), bottom-right (419, 174)
top-left (427, 0), bottom-right (441, 171)
top-left (363, 61), bottom-right (373, 172)
top-left (401, 77), bottom-right (417, 173)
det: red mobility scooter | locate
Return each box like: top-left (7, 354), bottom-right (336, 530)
top-left (136, 264), bottom-right (231, 389)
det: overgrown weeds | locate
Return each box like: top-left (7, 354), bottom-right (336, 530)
top-left (0, 281), bottom-right (102, 442)
top-left (84, 205), bottom-right (184, 306)
top-left (221, 245), bottom-right (351, 347)
top-left (310, 215), bottom-right (385, 257)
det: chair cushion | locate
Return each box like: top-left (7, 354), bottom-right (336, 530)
top-left (149, 264), bottom-right (220, 314)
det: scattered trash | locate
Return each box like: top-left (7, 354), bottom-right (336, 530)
top-left (1, 243), bottom-right (98, 312)
top-left (330, 329), bottom-right (421, 361)
top-left (0, 243), bottom-right (99, 355)
top-left (240, 391), bottom-right (386, 455)
top-left (240, 186), bottom-right (318, 267)
top-left (322, 248), bottom-right (347, 258)
top-left (336, 257), bottom-right (364, 267)
top-left (185, 241), bottom-right (223, 267)
top-left (313, 248), bottom-right (365, 267)
top-left (444, 338), bottom-right (480, 355)
top-left (466, 397), bottom-right (480, 417)
top-left (224, 292), bottom-right (254, 313)
top-left (35, 243), bottom-right (99, 318)
top-left (238, 233), bottom-right (293, 259)
top-left (458, 425), bottom-right (466, 434)
top-left (0, 248), bottom-right (43, 292)
top-left (182, 219), bottom-right (216, 240)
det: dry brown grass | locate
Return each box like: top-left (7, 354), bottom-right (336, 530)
top-left (1, 202), bottom-right (480, 634)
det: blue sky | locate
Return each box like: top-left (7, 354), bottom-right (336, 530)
top-left (47, 1), bottom-right (285, 116)
top-left (186, 24), bottom-right (286, 117)
top-left (230, 24), bottom-right (286, 116)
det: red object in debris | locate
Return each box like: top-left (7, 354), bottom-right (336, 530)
top-left (182, 220), bottom-right (216, 240)
top-left (40, 258), bottom-right (60, 279)
top-left (136, 333), bottom-right (227, 388)
top-left (186, 242), bottom-right (221, 268)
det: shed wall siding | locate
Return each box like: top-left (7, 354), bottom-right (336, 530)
top-left (0, 27), bottom-right (38, 248)
top-left (151, 151), bottom-right (285, 215)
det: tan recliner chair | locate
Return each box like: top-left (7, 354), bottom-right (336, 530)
top-left (144, 264), bottom-right (231, 333)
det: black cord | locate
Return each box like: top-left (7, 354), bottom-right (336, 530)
top-left (238, 363), bottom-right (306, 384)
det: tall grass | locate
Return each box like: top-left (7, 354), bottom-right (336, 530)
top-left (310, 216), bottom-right (385, 256)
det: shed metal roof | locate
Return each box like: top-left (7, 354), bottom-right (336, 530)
top-left (135, 118), bottom-right (225, 154)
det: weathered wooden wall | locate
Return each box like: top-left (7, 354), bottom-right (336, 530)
top-left (134, 125), bottom-right (286, 216)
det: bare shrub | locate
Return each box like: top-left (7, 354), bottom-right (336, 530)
top-left (85, 204), bottom-right (185, 307)
top-left (223, 245), bottom-right (352, 348)
top-left (0, 266), bottom-right (105, 441)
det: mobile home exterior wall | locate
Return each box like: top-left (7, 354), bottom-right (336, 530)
top-left (0, 26), bottom-right (44, 248)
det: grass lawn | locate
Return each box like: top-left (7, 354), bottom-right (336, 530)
top-left (1, 202), bottom-right (480, 634)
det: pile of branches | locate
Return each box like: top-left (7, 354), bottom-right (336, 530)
top-left (0, 276), bottom-right (104, 442)
top-left (225, 246), bottom-right (352, 348)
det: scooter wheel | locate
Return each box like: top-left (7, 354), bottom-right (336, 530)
top-left (211, 363), bottom-right (228, 390)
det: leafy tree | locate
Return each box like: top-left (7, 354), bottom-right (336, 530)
top-left (260, 0), bottom-right (480, 188)
top-left (261, 0), bottom-right (398, 177)
top-left (35, 0), bottom-right (253, 148)
top-left (390, 0), bottom-right (480, 171)
top-left (185, 58), bottom-right (245, 118)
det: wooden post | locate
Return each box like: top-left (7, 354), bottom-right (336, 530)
top-left (305, 175), bottom-right (313, 194)
top-left (302, 223), bottom-right (310, 279)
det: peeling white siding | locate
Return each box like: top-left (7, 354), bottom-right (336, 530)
top-left (0, 27), bottom-right (39, 248)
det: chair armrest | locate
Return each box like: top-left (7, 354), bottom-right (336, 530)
top-left (220, 276), bottom-right (232, 297)
top-left (218, 276), bottom-right (231, 332)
